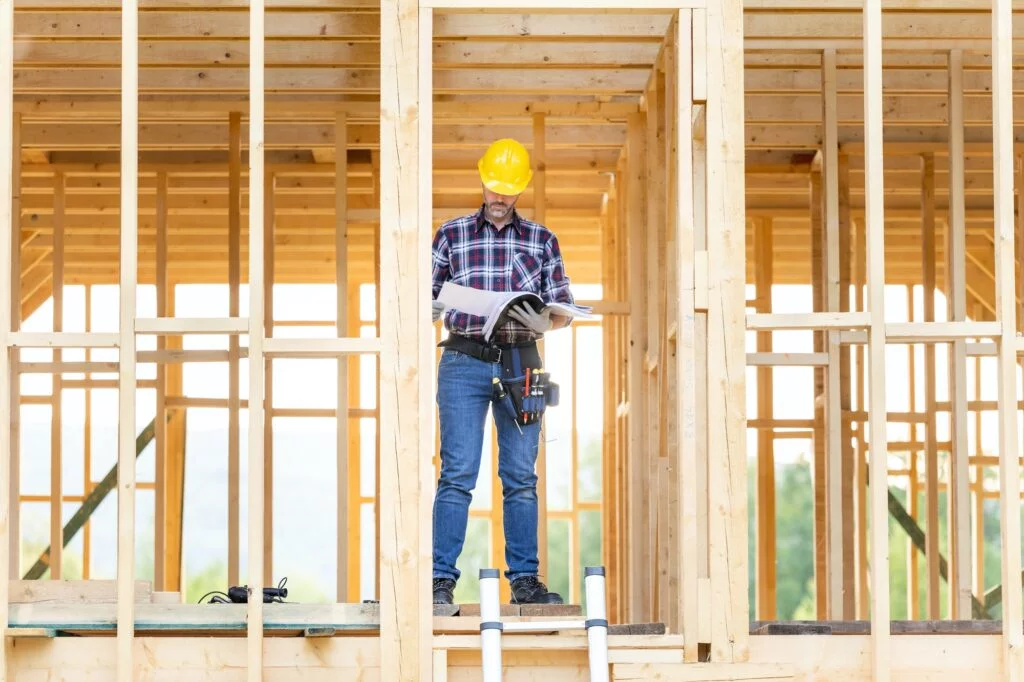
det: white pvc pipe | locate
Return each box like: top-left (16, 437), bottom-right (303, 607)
top-left (584, 567), bottom-right (609, 682)
top-left (480, 568), bottom-right (503, 682)
top-left (502, 620), bottom-right (586, 632)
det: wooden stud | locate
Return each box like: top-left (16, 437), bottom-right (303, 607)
top-left (533, 111), bottom-right (549, 583)
top-left (991, 0), bottom-right (1024, 676)
top-left (49, 171), bottom-right (64, 581)
top-left (228, 112), bottom-right (241, 588)
top-left (864, 0), bottom-right (892, 676)
top-left (971, 318), bottom-right (985, 605)
top-left (838, 153), bottom-right (857, 619)
top-left (626, 111), bottom-right (648, 623)
top-left (755, 217), bottom-right (776, 621)
top-left (83, 287), bottom-right (92, 582)
top-left (346, 287), bottom-right (361, 603)
top-left (335, 111), bottom-right (349, 603)
top-left (379, 0), bottom-right (432, 679)
top-left (0, 0), bottom-right (14, 677)
top-left (810, 161), bottom-right (827, 620)
top-left (921, 152), bottom-right (941, 620)
top-left (246, 0), bottom-right (267, 677)
top-left (823, 48), bottom-right (845, 619)
top-left (7, 112), bottom-right (19, 582)
top-left (117, 1), bottom-right (139, 679)
top-left (705, 0), bottom-right (748, 662)
top-left (263, 171), bottom-right (274, 588)
top-left (908, 288), bottom-right (919, 621)
top-left (154, 170), bottom-right (167, 592)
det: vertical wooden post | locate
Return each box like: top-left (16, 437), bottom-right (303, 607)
top-left (117, 1), bottom-right (140, 678)
top-left (532, 111), bottom-right (549, 582)
top-left (155, 171), bottom-right (168, 591)
top-left (646, 68), bottom-right (666, 620)
top-left (336, 112), bottom-right (350, 602)
top-left (854, 218), bottom-right (869, 620)
top-left (347, 286), bottom-right (361, 602)
top-left (227, 112), bottom-right (241, 589)
top-left (246, 0), bottom-right (267, 676)
top-left (921, 153), bottom-right (941, 620)
top-left (991, 0), bottom-right (1024, 675)
top-left (810, 160), bottom-right (827, 620)
top-left (50, 172), bottom-right (64, 580)
top-left (6, 111), bottom-right (19, 582)
top-left (626, 112), bottom-right (648, 623)
top-left (971, 330), bottom-right (985, 604)
top-left (823, 48), bottom-right (845, 619)
top-left (947, 50), bottom-right (970, 619)
top-left (379, 0), bottom-right (432, 678)
top-left (0, 0), bottom-right (15, 676)
top-left (674, 10), bottom-right (698, 661)
top-left (705, 0), bottom-right (748, 661)
top-left (838, 153), bottom-right (856, 618)
top-left (755, 218), bottom-right (776, 621)
top-left (84, 287), bottom-right (92, 580)
top-left (263, 172), bottom-right (274, 586)
top-left (865, 0), bottom-right (892, 676)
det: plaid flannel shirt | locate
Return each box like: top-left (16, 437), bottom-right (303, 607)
top-left (431, 206), bottom-right (574, 344)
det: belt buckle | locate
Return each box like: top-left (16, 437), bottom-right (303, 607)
top-left (492, 347), bottom-right (502, 364)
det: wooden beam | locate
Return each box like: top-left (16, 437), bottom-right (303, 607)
top-left (810, 159), bottom-right (827, 621)
top-left (49, 171), bottom-right (63, 581)
top-left (674, 9), bottom-right (698, 662)
top-left (837, 152), bottom-right (856, 619)
top-left (262, 173), bottom-right (274, 587)
top-left (379, 1), bottom-right (431, 680)
top-left (228, 112), bottom-right (241, 589)
top-left (705, 0), bottom-right (748, 662)
top-left (626, 111), bottom-right (649, 624)
top-left (922, 152), bottom-right (941, 620)
top-left (991, 1), bottom-right (1024, 679)
top-left (823, 48), bottom-right (845, 620)
top-left (116, 2), bottom-right (139, 680)
top-left (335, 111), bottom-right (349, 604)
top-left (246, 0), bottom-right (267, 678)
top-left (533, 111), bottom-right (549, 583)
top-left (864, 0), bottom-right (892, 677)
top-left (0, 0), bottom-right (15, 676)
top-left (7, 112), bottom-right (20, 583)
top-left (754, 218), bottom-right (776, 621)
top-left (154, 170), bottom-right (167, 592)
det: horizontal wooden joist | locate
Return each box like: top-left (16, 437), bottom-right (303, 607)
top-left (15, 40), bottom-right (662, 69)
top-left (12, 11), bottom-right (672, 40)
top-left (15, 121), bottom-right (627, 150)
top-left (19, 170), bottom-right (611, 194)
top-left (14, 98), bottom-right (639, 122)
top-left (12, 67), bottom-right (650, 95)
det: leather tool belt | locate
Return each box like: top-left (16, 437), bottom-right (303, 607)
top-left (439, 334), bottom-right (560, 427)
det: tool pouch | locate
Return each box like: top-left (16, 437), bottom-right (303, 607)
top-left (495, 344), bottom-right (555, 427)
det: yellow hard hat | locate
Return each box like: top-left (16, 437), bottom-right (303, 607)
top-left (478, 138), bottom-right (533, 196)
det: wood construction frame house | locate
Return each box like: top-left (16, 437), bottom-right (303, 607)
top-left (0, 0), bottom-right (1022, 680)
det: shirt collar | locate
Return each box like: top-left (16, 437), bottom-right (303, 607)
top-left (474, 204), bottom-right (523, 235)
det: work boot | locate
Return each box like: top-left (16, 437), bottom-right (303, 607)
top-left (510, 575), bottom-right (563, 605)
top-left (433, 577), bottom-right (457, 605)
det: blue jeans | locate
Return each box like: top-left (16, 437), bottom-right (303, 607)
top-left (433, 348), bottom-right (542, 582)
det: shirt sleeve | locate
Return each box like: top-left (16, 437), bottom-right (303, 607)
top-left (431, 227), bottom-right (450, 299)
top-left (541, 232), bottom-right (574, 305)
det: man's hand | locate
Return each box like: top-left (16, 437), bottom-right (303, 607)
top-left (508, 303), bottom-right (552, 334)
top-left (432, 300), bottom-right (445, 323)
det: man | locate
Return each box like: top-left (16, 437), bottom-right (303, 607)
top-left (430, 138), bottom-right (573, 605)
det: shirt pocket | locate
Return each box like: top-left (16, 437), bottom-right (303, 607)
top-left (511, 252), bottom-right (542, 292)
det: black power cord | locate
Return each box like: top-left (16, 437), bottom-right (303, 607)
top-left (199, 576), bottom-right (289, 604)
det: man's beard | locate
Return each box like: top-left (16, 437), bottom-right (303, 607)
top-left (487, 202), bottom-right (511, 219)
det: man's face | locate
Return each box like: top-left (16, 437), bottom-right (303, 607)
top-left (482, 186), bottom-right (519, 224)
